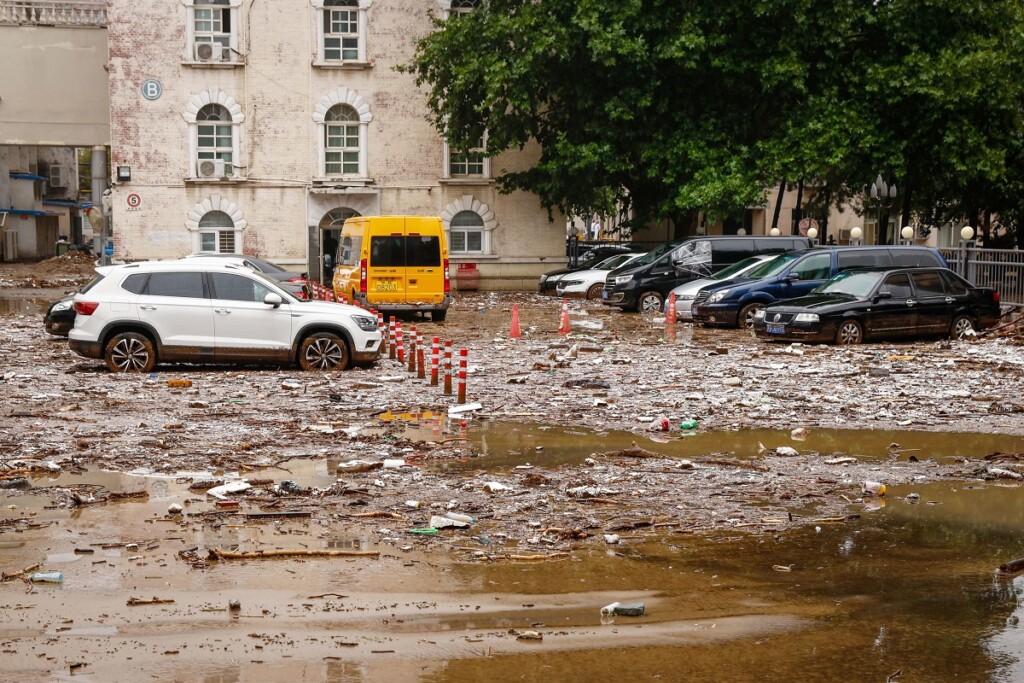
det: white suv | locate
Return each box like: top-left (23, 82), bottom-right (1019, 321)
top-left (68, 260), bottom-right (382, 372)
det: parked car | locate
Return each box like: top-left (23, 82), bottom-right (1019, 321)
top-left (44, 295), bottom-right (76, 336)
top-left (691, 245), bottom-right (948, 329)
top-left (539, 243), bottom-right (645, 295)
top-left (752, 267), bottom-right (1001, 344)
top-left (555, 252), bottom-right (644, 299)
top-left (669, 254), bottom-right (778, 321)
top-left (602, 236), bottom-right (812, 313)
top-left (68, 260), bottom-right (382, 372)
top-left (181, 253), bottom-right (308, 299)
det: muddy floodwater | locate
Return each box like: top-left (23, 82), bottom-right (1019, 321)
top-left (3, 426), bottom-right (1024, 682)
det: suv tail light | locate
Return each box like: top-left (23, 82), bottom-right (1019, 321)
top-left (74, 301), bottom-right (99, 315)
top-left (993, 291), bottom-right (1000, 303)
top-left (360, 258), bottom-right (367, 293)
top-left (443, 258), bottom-right (450, 293)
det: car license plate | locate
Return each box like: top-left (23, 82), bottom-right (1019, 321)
top-left (601, 290), bottom-right (608, 299)
top-left (374, 281), bottom-right (398, 292)
top-left (766, 323), bottom-right (786, 334)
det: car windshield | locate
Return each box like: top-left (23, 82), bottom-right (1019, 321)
top-left (814, 270), bottom-right (885, 297)
top-left (711, 256), bottom-right (765, 281)
top-left (628, 242), bottom-right (679, 267)
top-left (747, 253), bottom-right (800, 279)
top-left (594, 253), bottom-right (637, 270)
top-left (577, 249), bottom-right (612, 268)
top-left (246, 257), bottom-right (288, 274)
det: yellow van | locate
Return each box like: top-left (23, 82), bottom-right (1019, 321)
top-left (332, 215), bottom-right (452, 321)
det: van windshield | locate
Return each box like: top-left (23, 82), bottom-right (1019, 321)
top-left (747, 252), bottom-right (801, 278)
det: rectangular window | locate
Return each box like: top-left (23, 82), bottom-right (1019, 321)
top-left (193, 5), bottom-right (231, 59)
top-left (197, 123), bottom-right (233, 173)
top-left (325, 124), bottom-right (360, 174)
top-left (145, 272), bottom-right (205, 298)
top-left (369, 236), bottom-right (442, 266)
top-left (449, 137), bottom-right (486, 176)
top-left (407, 236), bottom-right (441, 267)
top-left (450, 230), bottom-right (482, 253)
top-left (370, 236), bottom-right (405, 267)
top-left (200, 230), bottom-right (235, 253)
top-left (324, 8), bottom-right (358, 61)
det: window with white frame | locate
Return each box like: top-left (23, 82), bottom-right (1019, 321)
top-left (449, 210), bottom-right (484, 253)
top-left (447, 136), bottom-right (487, 177)
top-left (185, 0), bottom-right (240, 63)
top-left (439, 0), bottom-right (480, 17)
top-left (325, 105), bottom-right (360, 175)
top-left (197, 104), bottom-right (234, 174)
top-left (199, 210), bottom-right (236, 253)
top-left (312, 0), bottom-right (372, 65)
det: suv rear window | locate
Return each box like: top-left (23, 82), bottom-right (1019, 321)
top-left (891, 249), bottom-right (941, 267)
top-left (122, 273), bottom-right (148, 294)
top-left (838, 250), bottom-right (890, 270)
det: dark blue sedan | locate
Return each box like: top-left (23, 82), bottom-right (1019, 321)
top-left (752, 267), bottom-right (1001, 344)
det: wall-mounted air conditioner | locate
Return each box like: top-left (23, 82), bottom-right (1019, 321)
top-left (48, 163), bottom-right (66, 188)
top-left (197, 159), bottom-right (227, 179)
top-left (195, 43), bottom-right (231, 62)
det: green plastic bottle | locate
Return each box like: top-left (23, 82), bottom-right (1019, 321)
top-left (679, 419), bottom-right (698, 430)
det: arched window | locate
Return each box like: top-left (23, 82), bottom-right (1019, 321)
top-left (197, 104), bottom-right (234, 174)
top-left (185, 88), bottom-right (244, 179)
top-left (325, 105), bottom-right (360, 175)
top-left (313, 88), bottom-right (373, 181)
top-left (199, 210), bottom-right (236, 253)
top-left (450, 211), bottom-right (484, 253)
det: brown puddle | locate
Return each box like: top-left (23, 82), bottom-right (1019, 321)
top-left (2, 432), bottom-right (1024, 682)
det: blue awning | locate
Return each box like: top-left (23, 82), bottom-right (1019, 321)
top-left (0, 208), bottom-right (52, 217)
top-left (43, 200), bottom-right (94, 209)
top-left (8, 172), bottom-right (48, 182)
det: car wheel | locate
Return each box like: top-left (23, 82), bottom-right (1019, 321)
top-left (950, 314), bottom-right (975, 339)
top-left (432, 309), bottom-right (447, 322)
top-left (638, 291), bottom-right (664, 314)
top-left (739, 303), bottom-right (765, 330)
top-left (585, 283), bottom-right (604, 300)
top-left (299, 332), bottom-right (350, 371)
top-left (835, 319), bottom-right (864, 345)
top-left (104, 332), bottom-right (156, 373)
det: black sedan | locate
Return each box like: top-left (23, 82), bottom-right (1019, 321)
top-left (752, 267), bottom-right (1001, 344)
top-left (539, 244), bottom-right (644, 294)
top-left (182, 254), bottom-right (308, 298)
top-left (44, 295), bottom-right (76, 336)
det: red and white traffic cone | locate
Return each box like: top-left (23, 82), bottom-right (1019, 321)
top-left (457, 348), bottom-right (468, 404)
top-left (557, 299), bottom-right (571, 335)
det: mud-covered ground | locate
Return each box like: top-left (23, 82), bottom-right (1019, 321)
top-left (2, 253), bottom-right (1023, 551)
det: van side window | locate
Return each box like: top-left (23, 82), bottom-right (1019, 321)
top-left (791, 253), bottom-right (831, 280)
top-left (371, 236), bottom-right (406, 267)
top-left (713, 239), bottom-right (753, 258)
top-left (891, 249), bottom-right (940, 267)
top-left (882, 273), bottom-right (913, 299)
top-left (340, 236), bottom-right (361, 266)
top-left (758, 238), bottom-right (795, 254)
top-left (838, 250), bottom-right (889, 271)
top-left (407, 236), bottom-right (441, 267)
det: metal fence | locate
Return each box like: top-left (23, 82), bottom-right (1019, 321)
top-left (941, 246), bottom-right (1024, 307)
top-left (0, 1), bottom-right (106, 26)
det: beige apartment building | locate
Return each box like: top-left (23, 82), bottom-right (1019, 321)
top-left (105, 0), bottom-right (566, 289)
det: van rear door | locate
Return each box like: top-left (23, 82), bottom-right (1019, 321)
top-left (404, 216), bottom-right (446, 305)
top-left (367, 216), bottom-right (408, 305)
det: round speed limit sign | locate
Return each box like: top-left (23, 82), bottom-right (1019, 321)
top-left (126, 193), bottom-right (142, 209)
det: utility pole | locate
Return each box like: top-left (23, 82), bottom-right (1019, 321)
top-left (91, 146), bottom-right (109, 265)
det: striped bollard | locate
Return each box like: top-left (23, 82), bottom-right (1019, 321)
top-left (387, 316), bottom-right (396, 359)
top-left (443, 340), bottom-right (453, 395)
top-left (430, 336), bottom-right (440, 386)
top-left (395, 322), bottom-right (404, 364)
top-left (407, 326), bottom-right (417, 373)
top-left (457, 348), bottom-right (468, 404)
top-left (416, 330), bottom-right (426, 378)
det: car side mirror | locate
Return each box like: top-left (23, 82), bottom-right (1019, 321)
top-left (264, 292), bottom-right (283, 308)
top-left (872, 291), bottom-right (892, 304)
top-left (785, 273), bottom-right (800, 281)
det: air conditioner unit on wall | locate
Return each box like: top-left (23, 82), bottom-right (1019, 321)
top-left (48, 163), bottom-right (66, 188)
top-left (197, 159), bottom-right (227, 179)
top-left (195, 43), bottom-right (231, 62)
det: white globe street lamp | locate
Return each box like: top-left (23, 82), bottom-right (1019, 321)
top-left (769, 227), bottom-right (781, 237)
top-left (960, 226), bottom-right (975, 241)
top-left (900, 225), bottom-right (914, 244)
top-left (850, 226), bottom-right (862, 246)
top-left (807, 227), bottom-right (818, 240)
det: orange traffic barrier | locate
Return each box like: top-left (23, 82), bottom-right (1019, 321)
top-left (510, 303), bottom-right (521, 338)
top-left (557, 299), bottom-right (571, 335)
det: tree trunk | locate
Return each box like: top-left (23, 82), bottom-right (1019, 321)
top-left (820, 184), bottom-right (831, 243)
top-left (792, 179), bottom-right (804, 235)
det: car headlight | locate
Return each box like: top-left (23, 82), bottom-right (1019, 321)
top-left (351, 315), bottom-right (378, 332)
top-left (614, 274), bottom-right (633, 285)
top-left (753, 309), bottom-right (766, 320)
top-left (795, 313), bottom-right (820, 323)
top-left (52, 300), bottom-right (72, 312)
top-left (676, 293), bottom-right (695, 301)
top-left (539, 275), bottom-right (547, 284)
top-left (707, 289), bottom-right (731, 303)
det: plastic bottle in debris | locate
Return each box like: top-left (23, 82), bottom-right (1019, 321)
top-left (444, 511), bottom-right (476, 524)
top-left (29, 572), bottom-right (64, 583)
top-left (863, 481), bottom-right (887, 497)
top-left (679, 419), bottom-right (699, 431)
top-left (600, 601), bottom-right (645, 617)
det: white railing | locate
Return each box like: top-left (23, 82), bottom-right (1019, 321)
top-left (941, 246), bottom-right (1024, 307)
top-left (0, 1), bottom-right (106, 27)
